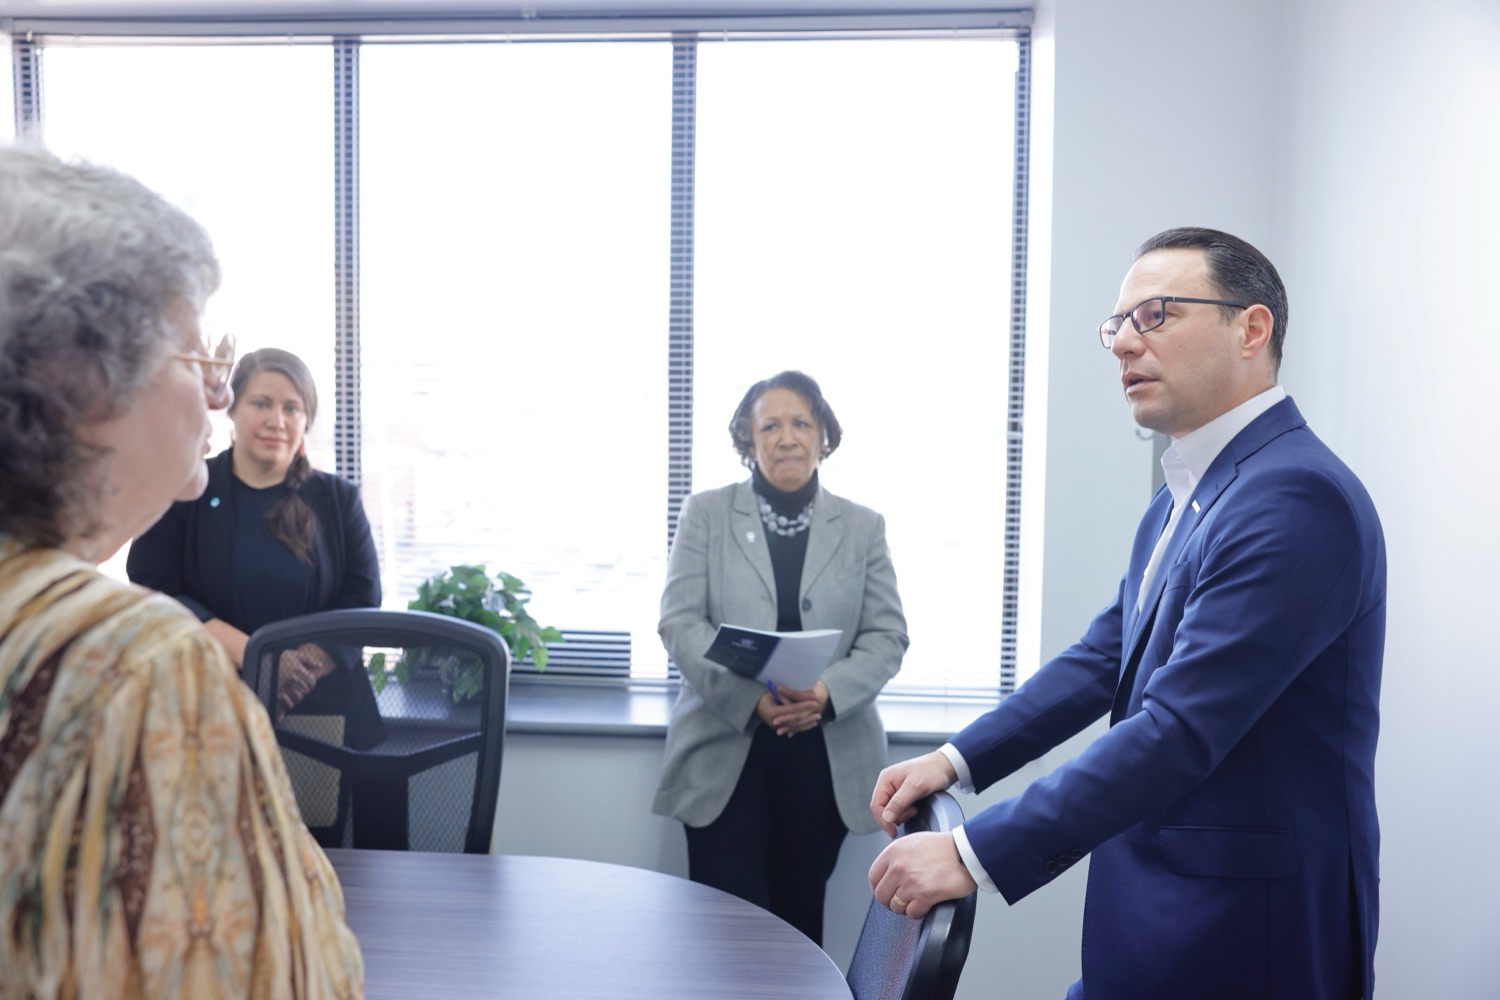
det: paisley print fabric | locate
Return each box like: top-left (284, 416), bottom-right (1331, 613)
top-left (0, 534), bottom-right (363, 999)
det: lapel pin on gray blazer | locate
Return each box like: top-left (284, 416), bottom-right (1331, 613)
top-left (654, 371), bottom-right (908, 946)
top-left (869, 228), bottom-right (1385, 1000)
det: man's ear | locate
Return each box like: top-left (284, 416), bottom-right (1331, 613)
top-left (1240, 303), bottom-right (1274, 360)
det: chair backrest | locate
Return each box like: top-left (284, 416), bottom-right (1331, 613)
top-left (845, 790), bottom-right (978, 1000)
top-left (242, 608), bottom-right (509, 854)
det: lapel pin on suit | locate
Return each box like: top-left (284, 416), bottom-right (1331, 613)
top-left (745, 530), bottom-right (755, 542)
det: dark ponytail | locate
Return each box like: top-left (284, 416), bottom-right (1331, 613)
top-left (228, 347), bottom-right (321, 563)
top-left (267, 448), bottom-right (319, 563)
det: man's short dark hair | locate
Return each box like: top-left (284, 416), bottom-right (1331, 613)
top-left (1136, 227), bottom-right (1289, 373)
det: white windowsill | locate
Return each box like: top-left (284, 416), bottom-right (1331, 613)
top-left (506, 676), bottom-right (999, 745)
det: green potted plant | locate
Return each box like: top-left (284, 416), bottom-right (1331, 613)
top-left (368, 564), bottom-right (563, 703)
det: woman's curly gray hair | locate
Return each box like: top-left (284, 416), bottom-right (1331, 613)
top-left (0, 143), bottom-right (219, 546)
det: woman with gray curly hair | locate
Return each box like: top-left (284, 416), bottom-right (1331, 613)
top-left (0, 144), bottom-right (363, 998)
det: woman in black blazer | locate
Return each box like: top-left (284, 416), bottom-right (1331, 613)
top-left (128, 348), bottom-right (382, 725)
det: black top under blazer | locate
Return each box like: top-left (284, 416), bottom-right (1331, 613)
top-left (127, 449), bottom-right (381, 628)
top-left (653, 479), bottom-right (908, 833)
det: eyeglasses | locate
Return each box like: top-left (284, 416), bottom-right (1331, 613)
top-left (1098, 296), bottom-right (1248, 349)
top-left (173, 332), bottom-right (236, 393)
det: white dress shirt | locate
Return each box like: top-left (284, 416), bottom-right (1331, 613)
top-left (943, 385), bottom-right (1287, 894)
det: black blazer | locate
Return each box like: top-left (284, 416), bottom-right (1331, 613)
top-left (127, 449), bottom-right (382, 628)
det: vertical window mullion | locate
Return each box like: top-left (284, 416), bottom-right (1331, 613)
top-left (666, 35), bottom-right (697, 548)
top-left (664, 36), bottom-right (698, 679)
top-left (11, 35), bottom-right (42, 144)
top-left (334, 37), bottom-right (361, 485)
top-left (999, 30), bottom-right (1032, 695)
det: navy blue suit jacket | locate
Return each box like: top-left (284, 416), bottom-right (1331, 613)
top-left (953, 398), bottom-right (1385, 999)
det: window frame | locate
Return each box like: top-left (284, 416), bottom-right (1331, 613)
top-left (8, 8), bottom-right (1034, 695)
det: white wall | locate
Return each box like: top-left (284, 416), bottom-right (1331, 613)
top-left (1025, 0), bottom-right (1500, 992)
top-left (501, 0), bottom-right (1500, 997)
top-left (1273, 1), bottom-right (1500, 994)
top-left (1036, 0), bottom-right (1285, 659)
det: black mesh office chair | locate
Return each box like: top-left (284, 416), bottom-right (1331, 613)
top-left (846, 790), bottom-right (978, 1000)
top-left (242, 608), bottom-right (509, 854)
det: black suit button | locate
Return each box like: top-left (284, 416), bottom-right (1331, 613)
top-left (802, 597), bottom-right (812, 611)
top-left (1071, 849), bottom-right (1084, 860)
top-left (1044, 861), bottom-right (1058, 874)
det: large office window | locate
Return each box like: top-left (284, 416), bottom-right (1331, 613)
top-left (692, 39), bottom-right (1018, 691)
top-left (38, 44), bottom-right (335, 466)
top-left (12, 14), bottom-right (1031, 693)
top-left (34, 42), bottom-right (333, 582)
top-left (359, 42), bottom-right (671, 659)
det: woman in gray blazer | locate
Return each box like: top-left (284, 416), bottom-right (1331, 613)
top-left (653, 371), bottom-right (908, 945)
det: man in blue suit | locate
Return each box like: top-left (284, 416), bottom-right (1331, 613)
top-left (869, 228), bottom-right (1385, 999)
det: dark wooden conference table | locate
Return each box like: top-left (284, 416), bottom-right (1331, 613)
top-left (326, 848), bottom-right (855, 999)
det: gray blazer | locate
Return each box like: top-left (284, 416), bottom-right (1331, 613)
top-left (652, 479), bottom-right (908, 833)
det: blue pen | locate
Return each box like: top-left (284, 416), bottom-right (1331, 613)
top-left (767, 681), bottom-right (783, 705)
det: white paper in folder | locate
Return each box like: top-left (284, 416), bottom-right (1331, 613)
top-left (703, 624), bottom-right (843, 690)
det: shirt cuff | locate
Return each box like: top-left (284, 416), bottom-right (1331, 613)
top-left (937, 742), bottom-right (975, 792)
top-left (952, 824), bottom-right (999, 894)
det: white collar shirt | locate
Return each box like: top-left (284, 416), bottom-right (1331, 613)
top-left (1136, 385), bottom-right (1287, 608)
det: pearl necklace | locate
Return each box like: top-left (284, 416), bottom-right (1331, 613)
top-left (757, 493), bottom-right (814, 537)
